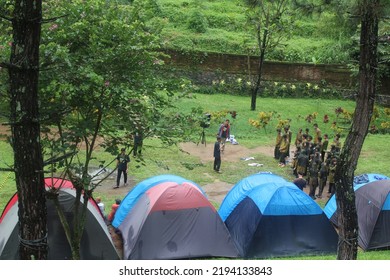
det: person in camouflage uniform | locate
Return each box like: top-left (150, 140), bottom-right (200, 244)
top-left (316, 161), bottom-right (328, 199)
top-left (308, 152), bottom-right (321, 199)
top-left (327, 158), bottom-right (337, 196)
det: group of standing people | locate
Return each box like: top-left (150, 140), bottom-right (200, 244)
top-left (274, 123), bottom-right (342, 199)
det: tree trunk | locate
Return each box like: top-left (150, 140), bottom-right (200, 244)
top-left (250, 26), bottom-right (268, 111)
top-left (250, 54), bottom-right (264, 111)
top-left (8, 0), bottom-right (47, 259)
top-left (334, 0), bottom-right (379, 260)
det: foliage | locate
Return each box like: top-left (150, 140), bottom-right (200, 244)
top-left (249, 111), bottom-right (274, 133)
top-left (1, 0), bottom-right (206, 259)
top-left (188, 75), bottom-right (353, 100)
top-left (243, 0), bottom-right (295, 110)
top-left (304, 112), bottom-right (318, 124)
top-left (153, 0), bottom-right (369, 63)
top-left (187, 10), bottom-right (209, 33)
top-left (38, 0), bottom-right (202, 175)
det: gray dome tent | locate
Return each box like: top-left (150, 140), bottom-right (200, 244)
top-left (325, 175), bottom-right (390, 251)
top-left (0, 178), bottom-right (120, 260)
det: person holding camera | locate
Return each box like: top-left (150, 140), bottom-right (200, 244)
top-left (218, 119), bottom-right (230, 153)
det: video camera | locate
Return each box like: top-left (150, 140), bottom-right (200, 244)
top-left (200, 113), bottom-right (211, 128)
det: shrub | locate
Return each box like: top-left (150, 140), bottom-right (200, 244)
top-left (187, 10), bottom-right (209, 33)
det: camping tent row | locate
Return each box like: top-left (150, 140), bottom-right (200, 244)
top-left (324, 173), bottom-right (390, 251)
top-left (112, 173), bottom-right (339, 259)
top-left (0, 178), bottom-right (120, 260)
top-left (5, 173), bottom-right (387, 260)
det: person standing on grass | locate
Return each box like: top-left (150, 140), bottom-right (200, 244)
top-left (133, 130), bottom-right (143, 157)
top-left (321, 134), bottom-right (329, 162)
top-left (295, 128), bottom-right (303, 148)
top-left (327, 158), bottom-right (337, 196)
top-left (313, 123), bottom-right (321, 145)
top-left (317, 161), bottom-right (328, 199)
top-left (114, 148), bottom-right (130, 189)
top-left (218, 119), bottom-right (230, 152)
top-left (274, 128), bottom-right (282, 160)
top-left (278, 134), bottom-right (289, 167)
top-left (213, 136), bottom-right (222, 173)
top-left (296, 150), bottom-right (309, 177)
top-left (332, 134), bottom-right (342, 154)
top-left (284, 125), bottom-right (293, 155)
top-left (308, 155), bottom-right (321, 200)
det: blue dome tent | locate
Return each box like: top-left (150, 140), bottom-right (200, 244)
top-left (220, 178), bottom-right (338, 258)
top-left (218, 172), bottom-right (287, 221)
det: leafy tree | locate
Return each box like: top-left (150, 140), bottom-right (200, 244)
top-left (37, 0), bottom-right (203, 259)
top-left (0, 0), bottom-right (48, 259)
top-left (243, 0), bottom-right (294, 111)
top-left (1, 0), bottom-right (203, 259)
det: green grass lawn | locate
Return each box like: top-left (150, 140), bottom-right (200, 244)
top-left (1, 93), bottom-right (389, 259)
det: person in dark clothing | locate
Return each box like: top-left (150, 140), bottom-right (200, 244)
top-left (327, 158), bottom-right (337, 196)
top-left (114, 148), bottom-right (130, 189)
top-left (321, 134), bottom-right (329, 161)
top-left (293, 172), bottom-right (307, 191)
top-left (133, 131), bottom-right (143, 157)
top-left (308, 155), bottom-right (321, 199)
top-left (296, 150), bottom-right (309, 177)
top-left (213, 136), bottom-right (222, 173)
top-left (317, 162), bottom-right (328, 198)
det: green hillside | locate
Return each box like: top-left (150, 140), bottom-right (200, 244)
top-left (155, 0), bottom-right (358, 63)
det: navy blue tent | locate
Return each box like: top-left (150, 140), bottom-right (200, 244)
top-left (324, 173), bottom-right (390, 251)
top-left (219, 172), bottom-right (286, 221)
top-left (220, 180), bottom-right (338, 258)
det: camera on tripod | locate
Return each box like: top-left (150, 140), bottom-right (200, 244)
top-left (200, 113), bottom-right (211, 128)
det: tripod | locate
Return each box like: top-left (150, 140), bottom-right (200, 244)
top-left (197, 128), bottom-right (207, 146)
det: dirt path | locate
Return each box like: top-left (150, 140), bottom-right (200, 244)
top-left (1, 121), bottom-right (277, 204)
top-left (97, 141), bottom-right (325, 206)
top-left (2, 119), bottom-right (318, 205)
top-left (180, 142), bottom-right (275, 204)
top-left (96, 142), bottom-right (276, 205)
